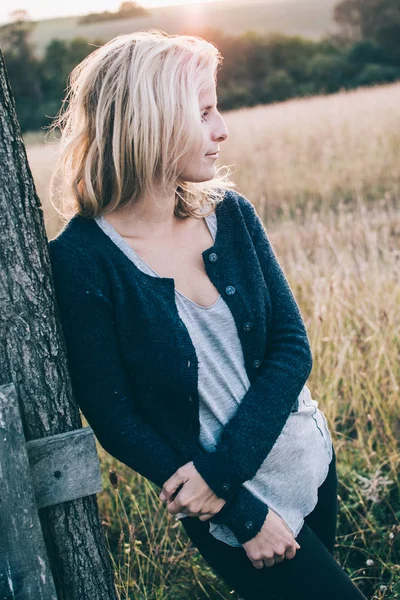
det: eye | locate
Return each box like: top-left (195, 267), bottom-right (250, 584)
top-left (201, 111), bottom-right (209, 122)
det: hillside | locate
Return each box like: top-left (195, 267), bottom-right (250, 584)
top-left (30, 0), bottom-right (339, 57)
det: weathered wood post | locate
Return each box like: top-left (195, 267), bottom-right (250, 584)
top-left (0, 50), bottom-right (118, 599)
top-left (0, 383), bottom-right (57, 599)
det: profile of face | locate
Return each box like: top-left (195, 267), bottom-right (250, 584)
top-left (177, 75), bottom-right (229, 183)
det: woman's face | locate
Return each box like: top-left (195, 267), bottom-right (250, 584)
top-left (177, 76), bottom-right (229, 183)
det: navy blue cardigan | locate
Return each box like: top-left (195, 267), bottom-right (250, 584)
top-left (48, 189), bottom-right (313, 544)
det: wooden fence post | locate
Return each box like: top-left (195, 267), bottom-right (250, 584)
top-left (0, 383), bottom-right (57, 599)
top-left (0, 50), bottom-right (118, 599)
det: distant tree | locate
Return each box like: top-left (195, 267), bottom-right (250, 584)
top-left (306, 53), bottom-right (351, 93)
top-left (78, 1), bottom-right (149, 24)
top-left (333, 0), bottom-right (364, 42)
top-left (118, 1), bottom-right (147, 16)
top-left (40, 38), bottom-right (98, 98)
top-left (0, 12), bottom-right (35, 51)
top-left (333, 0), bottom-right (400, 61)
top-left (354, 63), bottom-right (400, 86)
top-left (9, 8), bottom-right (31, 22)
top-left (347, 39), bottom-right (386, 65)
top-left (39, 38), bottom-right (102, 126)
top-left (196, 28), bottom-right (255, 107)
top-left (265, 34), bottom-right (318, 82)
top-left (260, 69), bottom-right (295, 103)
top-left (0, 16), bottom-right (43, 130)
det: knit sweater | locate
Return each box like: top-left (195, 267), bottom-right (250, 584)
top-left (48, 189), bottom-right (313, 544)
top-left (94, 210), bottom-right (333, 548)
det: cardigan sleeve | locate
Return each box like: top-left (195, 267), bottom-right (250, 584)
top-left (192, 192), bottom-right (313, 506)
top-left (209, 483), bottom-right (270, 544)
top-left (48, 238), bottom-right (268, 544)
top-left (48, 240), bottom-right (184, 489)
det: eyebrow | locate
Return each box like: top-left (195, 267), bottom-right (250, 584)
top-left (200, 103), bottom-right (217, 110)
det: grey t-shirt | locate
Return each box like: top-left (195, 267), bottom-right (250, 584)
top-left (95, 211), bottom-right (333, 546)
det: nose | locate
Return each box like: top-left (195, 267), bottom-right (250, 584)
top-left (212, 113), bottom-right (229, 142)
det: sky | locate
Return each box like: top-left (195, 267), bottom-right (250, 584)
top-left (1, 0), bottom-right (224, 25)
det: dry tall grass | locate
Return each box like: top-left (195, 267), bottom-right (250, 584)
top-left (221, 82), bottom-right (400, 221)
top-left (26, 81), bottom-right (400, 599)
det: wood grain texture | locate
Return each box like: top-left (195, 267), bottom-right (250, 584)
top-left (27, 427), bottom-right (103, 509)
top-left (0, 50), bottom-right (117, 600)
top-left (0, 383), bottom-right (57, 600)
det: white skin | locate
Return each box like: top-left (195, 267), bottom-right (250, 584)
top-left (104, 72), bottom-right (228, 237)
top-left (157, 74), bottom-right (301, 569)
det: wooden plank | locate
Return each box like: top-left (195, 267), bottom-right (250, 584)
top-left (0, 383), bottom-right (57, 599)
top-left (26, 427), bottom-right (103, 509)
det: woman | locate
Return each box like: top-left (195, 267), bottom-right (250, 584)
top-left (48, 30), bottom-right (367, 599)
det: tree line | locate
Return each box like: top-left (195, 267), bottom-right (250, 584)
top-left (78, 1), bottom-right (149, 25)
top-left (0, 0), bottom-right (399, 133)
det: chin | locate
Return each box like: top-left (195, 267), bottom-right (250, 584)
top-left (184, 172), bottom-right (216, 184)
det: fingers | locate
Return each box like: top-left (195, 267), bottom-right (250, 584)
top-left (273, 552), bottom-right (286, 564)
top-left (159, 461), bottom-right (198, 500)
top-left (166, 495), bottom-right (214, 520)
top-left (248, 551), bottom-right (276, 569)
top-left (165, 486), bottom-right (186, 515)
top-left (159, 476), bottom-right (185, 501)
top-left (250, 539), bottom-right (301, 569)
top-left (198, 513), bottom-right (214, 521)
top-left (264, 556), bottom-right (277, 568)
top-left (166, 498), bottom-right (180, 515)
top-left (251, 557), bottom-right (277, 569)
top-left (284, 539), bottom-right (301, 561)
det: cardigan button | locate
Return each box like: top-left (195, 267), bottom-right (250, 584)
top-left (188, 395), bottom-right (193, 402)
top-left (225, 285), bottom-right (236, 295)
top-left (222, 482), bottom-right (231, 492)
top-left (243, 322), bottom-right (253, 332)
top-left (209, 252), bottom-right (218, 262)
top-left (253, 359), bottom-right (261, 368)
top-left (245, 520), bottom-right (254, 530)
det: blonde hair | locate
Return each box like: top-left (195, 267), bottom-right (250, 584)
top-left (48, 29), bottom-right (236, 221)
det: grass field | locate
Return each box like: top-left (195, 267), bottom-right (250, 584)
top-left (28, 0), bottom-right (338, 57)
top-left (27, 81), bottom-right (400, 599)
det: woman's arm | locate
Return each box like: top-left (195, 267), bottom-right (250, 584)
top-left (163, 457), bottom-right (271, 544)
top-left (49, 238), bottom-right (269, 544)
top-left (48, 240), bottom-right (184, 488)
top-left (191, 192), bottom-right (313, 504)
top-left (210, 483), bottom-right (270, 544)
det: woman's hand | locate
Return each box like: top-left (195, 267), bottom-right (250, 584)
top-left (159, 461), bottom-right (226, 521)
top-left (242, 508), bottom-right (301, 569)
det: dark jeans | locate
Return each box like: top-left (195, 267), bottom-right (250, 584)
top-left (182, 446), bottom-right (367, 600)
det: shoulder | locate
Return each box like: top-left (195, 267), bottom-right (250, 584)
top-left (48, 215), bottom-right (110, 296)
top-left (48, 213), bottom-right (108, 269)
top-left (48, 214), bottom-right (94, 252)
top-left (48, 233), bottom-right (89, 280)
top-left (222, 188), bottom-right (261, 235)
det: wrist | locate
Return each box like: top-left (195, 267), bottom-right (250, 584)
top-left (210, 489), bottom-right (269, 545)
